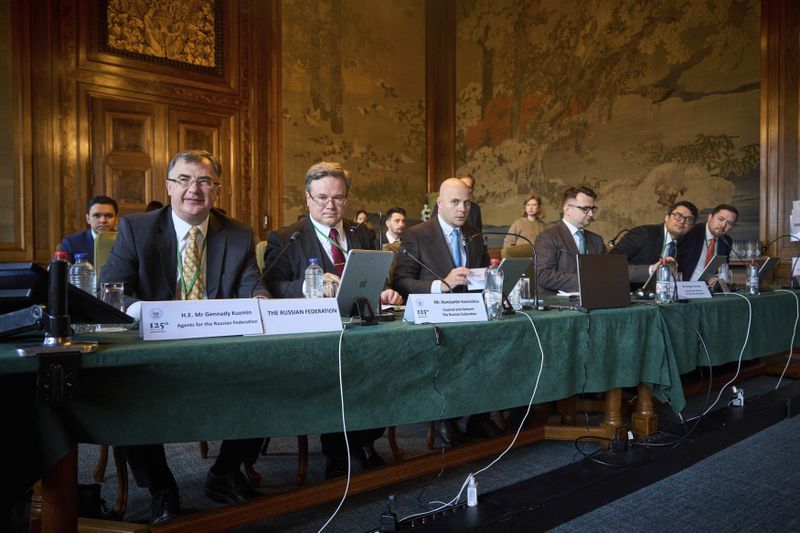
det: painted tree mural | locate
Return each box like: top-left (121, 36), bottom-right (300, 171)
top-left (282, 0), bottom-right (426, 222)
top-left (456, 0), bottom-right (760, 238)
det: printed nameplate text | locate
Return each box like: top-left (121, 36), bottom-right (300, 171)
top-left (403, 293), bottom-right (488, 324)
top-left (140, 299), bottom-right (263, 340)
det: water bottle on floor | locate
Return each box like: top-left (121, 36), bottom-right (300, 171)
top-left (303, 258), bottom-right (324, 298)
top-left (484, 259), bottom-right (504, 320)
top-left (69, 253), bottom-right (96, 296)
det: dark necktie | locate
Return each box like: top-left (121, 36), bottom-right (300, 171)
top-left (704, 237), bottom-right (716, 267)
top-left (329, 228), bottom-right (346, 276)
top-left (666, 241), bottom-right (676, 258)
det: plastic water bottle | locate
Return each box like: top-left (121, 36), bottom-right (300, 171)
top-left (484, 258), bottom-right (504, 320)
top-left (69, 253), bottom-right (96, 296)
top-left (746, 259), bottom-right (759, 295)
top-left (508, 278), bottom-right (523, 311)
top-left (655, 258), bottom-right (673, 304)
top-left (303, 258), bottom-right (324, 298)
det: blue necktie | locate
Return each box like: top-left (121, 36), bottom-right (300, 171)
top-left (665, 241), bottom-right (676, 258)
top-left (576, 229), bottom-right (586, 254)
top-left (450, 228), bottom-right (462, 267)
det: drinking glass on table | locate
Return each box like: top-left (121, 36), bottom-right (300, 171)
top-left (322, 279), bottom-right (339, 298)
top-left (100, 282), bottom-right (126, 312)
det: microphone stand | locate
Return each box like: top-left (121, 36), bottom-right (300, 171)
top-left (252, 230), bottom-right (301, 297)
top-left (399, 247), bottom-right (454, 293)
top-left (607, 228), bottom-right (631, 249)
top-left (466, 231), bottom-right (544, 311)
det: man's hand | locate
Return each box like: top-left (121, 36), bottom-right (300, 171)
top-left (323, 272), bottom-right (341, 284)
top-left (441, 267), bottom-right (472, 292)
top-left (649, 257), bottom-right (678, 276)
top-left (380, 289), bottom-right (403, 305)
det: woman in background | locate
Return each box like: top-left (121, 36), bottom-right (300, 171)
top-left (504, 194), bottom-right (546, 247)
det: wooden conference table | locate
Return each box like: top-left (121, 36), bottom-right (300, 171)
top-left (1, 291), bottom-right (798, 530)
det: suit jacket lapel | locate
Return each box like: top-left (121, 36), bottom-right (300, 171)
top-left (432, 221), bottom-right (456, 270)
top-left (206, 213), bottom-right (224, 299)
top-left (558, 222), bottom-right (579, 255)
top-left (157, 210), bottom-right (177, 300)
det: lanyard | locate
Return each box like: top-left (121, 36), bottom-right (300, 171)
top-left (176, 237), bottom-right (207, 299)
top-left (313, 224), bottom-right (348, 254)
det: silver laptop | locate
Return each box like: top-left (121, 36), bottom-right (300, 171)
top-left (577, 254), bottom-right (631, 310)
top-left (336, 250), bottom-right (394, 317)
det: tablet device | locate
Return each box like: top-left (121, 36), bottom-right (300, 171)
top-left (697, 255), bottom-right (727, 282)
top-left (336, 250), bottom-right (394, 317)
top-left (759, 257), bottom-right (778, 281)
top-left (498, 258), bottom-right (531, 297)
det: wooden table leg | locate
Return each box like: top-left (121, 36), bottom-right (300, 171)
top-left (598, 387), bottom-right (623, 436)
top-left (631, 383), bottom-right (658, 438)
top-left (39, 445), bottom-right (78, 533)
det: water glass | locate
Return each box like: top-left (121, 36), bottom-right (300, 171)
top-left (323, 279), bottom-right (339, 298)
top-left (100, 282), bottom-right (126, 312)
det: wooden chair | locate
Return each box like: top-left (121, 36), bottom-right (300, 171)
top-left (256, 240), bottom-right (268, 272)
top-left (93, 231), bottom-right (117, 288)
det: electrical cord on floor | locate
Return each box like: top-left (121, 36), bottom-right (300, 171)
top-left (318, 319), bottom-right (354, 533)
top-left (633, 303), bottom-right (714, 449)
top-left (773, 289), bottom-right (799, 390)
top-left (573, 435), bottom-right (650, 467)
top-left (397, 312), bottom-right (546, 525)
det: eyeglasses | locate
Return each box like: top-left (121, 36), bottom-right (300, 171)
top-left (567, 204), bottom-right (598, 214)
top-left (670, 212), bottom-right (696, 225)
top-left (309, 194), bottom-right (348, 207)
top-left (167, 177), bottom-right (220, 189)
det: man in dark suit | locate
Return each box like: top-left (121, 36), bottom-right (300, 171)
top-left (392, 178), bottom-right (496, 445)
top-left (431, 174), bottom-right (483, 232)
top-left (676, 204), bottom-right (738, 281)
top-left (60, 195), bottom-right (119, 263)
top-left (611, 200), bottom-right (698, 284)
top-left (264, 161), bottom-right (402, 478)
top-left (101, 150), bottom-right (269, 523)
top-left (535, 186), bottom-right (606, 296)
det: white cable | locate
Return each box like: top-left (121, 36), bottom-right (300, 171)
top-left (774, 289), bottom-right (799, 389)
top-left (701, 293), bottom-right (752, 416)
top-left (399, 312), bottom-right (545, 523)
top-left (317, 320), bottom-right (354, 533)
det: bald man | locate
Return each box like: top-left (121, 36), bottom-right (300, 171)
top-left (391, 178), bottom-right (496, 445)
top-left (392, 178), bottom-right (489, 297)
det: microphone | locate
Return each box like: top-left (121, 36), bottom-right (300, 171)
top-left (350, 211), bottom-right (383, 249)
top-left (464, 230), bottom-right (543, 311)
top-left (607, 228), bottom-right (631, 248)
top-left (399, 247), bottom-right (454, 293)
top-left (251, 230), bottom-right (301, 297)
top-left (759, 234), bottom-right (800, 288)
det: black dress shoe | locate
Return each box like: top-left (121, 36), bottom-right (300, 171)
top-left (151, 487), bottom-right (180, 524)
top-left (434, 419), bottom-right (467, 447)
top-left (362, 445), bottom-right (386, 468)
top-left (204, 469), bottom-right (259, 504)
top-left (465, 416), bottom-right (504, 438)
top-left (325, 455), bottom-right (348, 479)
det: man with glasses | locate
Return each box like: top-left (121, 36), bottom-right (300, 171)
top-left (535, 186), bottom-right (606, 296)
top-left (101, 149), bottom-right (270, 523)
top-left (264, 161), bottom-right (401, 479)
top-left (677, 204), bottom-right (739, 281)
top-left (611, 201), bottom-right (698, 284)
top-left (60, 195), bottom-right (119, 263)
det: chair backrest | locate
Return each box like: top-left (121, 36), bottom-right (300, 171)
top-left (501, 243), bottom-right (535, 278)
top-left (93, 231), bottom-right (117, 286)
top-left (381, 241), bottom-right (401, 284)
top-left (256, 240), bottom-right (268, 272)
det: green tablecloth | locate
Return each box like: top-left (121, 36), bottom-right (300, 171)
top-left (1, 291), bottom-right (798, 483)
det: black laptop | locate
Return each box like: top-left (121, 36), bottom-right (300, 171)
top-left (576, 254), bottom-right (631, 310)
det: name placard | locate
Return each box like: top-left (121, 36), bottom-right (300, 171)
top-left (403, 293), bottom-right (488, 324)
top-left (259, 298), bottom-right (342, 335)
top-left (676, 281), bottom-right (713, 300)
top-left (140, 299), bottom-right (263, 341)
